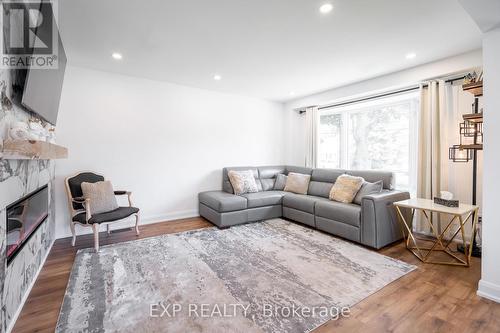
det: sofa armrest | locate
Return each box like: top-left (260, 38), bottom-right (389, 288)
top-left (360, 191), bottom-right (411, 249)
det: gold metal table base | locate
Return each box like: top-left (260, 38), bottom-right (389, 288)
top-left (395, 204), bottom-right (479, 267)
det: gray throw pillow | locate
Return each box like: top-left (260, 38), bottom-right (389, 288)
top-left (81, 181), bottom-right (119, 215)
top-left (273, 174), bottom-right (288, 190)
top-left (353, 180), bottom-right (383, 205)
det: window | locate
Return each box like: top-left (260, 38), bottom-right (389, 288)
top-left (317, 92), bottom-right (419, 193)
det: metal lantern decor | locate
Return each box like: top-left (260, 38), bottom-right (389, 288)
top-left (449, 144), bottom-right (473, 162)
top-left (447, 76), bottom-right (483, 258)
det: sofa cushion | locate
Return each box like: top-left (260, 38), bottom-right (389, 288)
top-left (242, 191), bottom-right (285, 208)
top-left (258, 166), bottom-right (286, 191)
top-left (315, 201), bottom-right (361, 227)
top-left (308, 169), bottom-right (346, 198)
top-left (311, 168), bottom-right (346, 183)
top-left (346, 170), bottom-right (394, 190)
top-left (282, 193), bottom-right (329, 214)
top-left (73, 207), bottom-right (139, 224)
top-left (199, 191), bottom-right (247, 212)
top-left (285, 166), bottom-right (313, 175)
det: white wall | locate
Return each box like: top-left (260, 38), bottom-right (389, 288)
top-left (283, 50), bottom-right (483, 166)
top-left (54, 66), bottom-right (286, 238)
top-left (478, 27), bottom-right (500, 303)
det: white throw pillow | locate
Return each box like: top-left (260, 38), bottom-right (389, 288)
top-left (81, 181), bottom-right (119, 215)
top-left (284, 172), bottom-right (311, 195)
top-left (228, 170), bottom-right (259, 195)
top-left (329, 175), bottom-right (365, 203)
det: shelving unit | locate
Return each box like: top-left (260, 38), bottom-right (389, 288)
top-left (1, 140), bottom-right (68, 160)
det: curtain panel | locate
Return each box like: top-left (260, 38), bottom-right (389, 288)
top-left (304, 106), bottom-right (319, 168)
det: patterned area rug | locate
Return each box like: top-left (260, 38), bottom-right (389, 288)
top-left (56, 219), bottom-right (415, 333)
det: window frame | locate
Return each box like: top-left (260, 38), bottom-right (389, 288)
top-left (316, 91), bottom-right (419, 193)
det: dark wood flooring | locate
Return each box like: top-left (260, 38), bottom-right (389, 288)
top-left (12, 217), bottom-right (500, 333)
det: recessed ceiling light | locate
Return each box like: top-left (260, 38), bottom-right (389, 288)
top-left (112, 52), bottom-right (123, 60)
top-left (213, 74), bottom-right (222, 81)
top-left (319, 3), bottom-right (333, 14)
top-left (406, 52), bottom-right (416, 60)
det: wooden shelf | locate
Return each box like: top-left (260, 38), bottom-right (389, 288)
top-left (463, 113), bottom-right (483, 123)
top-left (1, 140), bottom-right (68, 160)
top-left (459, 144), bottom-right (483, 150)
top-left (462, 82), bottom-right (483, 97)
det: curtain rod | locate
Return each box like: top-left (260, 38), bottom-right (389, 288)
top-left (313, 75), bottom-right (466, 112)
top-left (317, 86), bottom-right (418, 111)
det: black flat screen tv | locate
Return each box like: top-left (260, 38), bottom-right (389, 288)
top-left (8, 2), bottom-right (67, 125)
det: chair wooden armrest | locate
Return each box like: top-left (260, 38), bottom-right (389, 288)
top-left (114, 191), bottom-right (133, 207)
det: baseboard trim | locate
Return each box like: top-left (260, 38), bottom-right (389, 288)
top-left (56, 209), bottom-right (200, 239)
top-left (477, 279), bottom-right (500, 303)
top-left (6, 239), bottom-right (55, 333)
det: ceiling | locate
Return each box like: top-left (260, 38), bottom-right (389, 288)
top-left (58, 0), bottom-right (482, 102)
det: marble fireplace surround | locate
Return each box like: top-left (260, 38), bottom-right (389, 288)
top-left (0, 160), bottom-right (56, 333)
top-left (1, 70), bottom-right (58, 333)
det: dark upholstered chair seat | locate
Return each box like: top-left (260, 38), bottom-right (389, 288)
top-left (73, 207), bottom-right (139, 224)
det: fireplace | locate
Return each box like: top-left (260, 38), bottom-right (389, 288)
top-left (6, 185), bottom-right (49, 264)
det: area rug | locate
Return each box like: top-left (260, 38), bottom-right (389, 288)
top-left (56, 219), bottom-right (415, 333)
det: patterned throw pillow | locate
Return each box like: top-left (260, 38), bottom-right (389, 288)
top-left (81, 181), bottom-right (119, 215)
top-left (284, 172), bottom-right (311, 195)
top-left (228, 170), bottom-right (259, 195)
top-left (329, 175), bottom-right (365, 203)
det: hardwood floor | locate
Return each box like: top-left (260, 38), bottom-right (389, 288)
top-left (12, 217), bottom-right (500, 333)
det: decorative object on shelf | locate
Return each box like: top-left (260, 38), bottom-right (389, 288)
top-left (28, 118), bottom-right (47, 141)
top-left (434, 197), bottom-right (459, 208)
top-left (448, 78), bottom-right (483, 257)
top-left (44, 123), bottom-right (56, 143)
top-left (449, 144), bottom-right (473, 162)
top-left (9, 121), bottom-right (30, 140)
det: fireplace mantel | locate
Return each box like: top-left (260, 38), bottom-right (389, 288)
top-left (1, 140), bottom-right (68, 160)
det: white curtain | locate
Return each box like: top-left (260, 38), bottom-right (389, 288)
top-left (416, 80), bottom-right (480, 235)
top-left (304, 106), bottom-right (319, 168)
top-left (416, 80), bottom-right (446, 233)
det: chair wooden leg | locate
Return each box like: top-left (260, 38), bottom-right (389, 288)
top-left (70, 222), bottom-right (76, 246)
top-left (135, 213), bottom-right (140, 236)
top-left (92, 224), bottom-right (100, 252)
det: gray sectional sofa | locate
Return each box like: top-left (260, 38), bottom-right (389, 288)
top-left (198, 166), bottom-right (410, 249)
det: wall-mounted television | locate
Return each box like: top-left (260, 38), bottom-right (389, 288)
top-left (8, 2), bottom-right (67, 125)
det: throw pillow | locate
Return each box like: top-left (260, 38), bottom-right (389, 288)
top-left (329, 175), bottom-right (364, 203)
top-left (273, 174), bottom-right (288, 190)
top-left (284, 172), bottom-right (311, 195)
top-left (81, 181), bottom-right (119, 215)
top-left (228, 170), bottom-right (259, 195)
top-left (353, 180), bottom-right (383, 205)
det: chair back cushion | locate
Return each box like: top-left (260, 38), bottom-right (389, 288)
top-left (67, 172), bottom-right (105, 209)
top-left (81, 181), bottom-right (119, 215)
